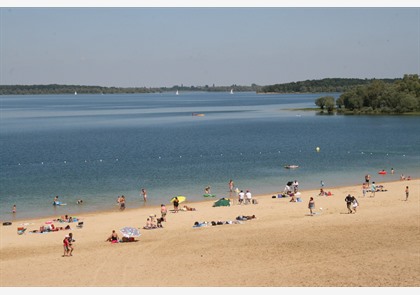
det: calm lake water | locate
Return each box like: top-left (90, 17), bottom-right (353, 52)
top-left (1, 91), bottom-right (419, 220)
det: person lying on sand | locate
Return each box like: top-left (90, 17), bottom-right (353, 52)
top-left (183, 205), bottom-right (196, 211)
top-left (236, 215), bottom-right (256, 221)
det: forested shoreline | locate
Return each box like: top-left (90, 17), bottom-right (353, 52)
top-left (314, 74), bottom-right (420, 114)
top-left (0, 84), bottom-right (260, 95)
top-left (0, 78), bottom-right (401, 96)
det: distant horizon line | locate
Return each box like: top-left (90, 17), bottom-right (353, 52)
top-left (0, 76), bottom-right (405, 89)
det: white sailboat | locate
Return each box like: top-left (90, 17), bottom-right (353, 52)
top-left (74, 91), bottom-right (77, 95)
top-left (176, 90), bottom-right (179, 95)
top-left (230, 89), bottom-right (233, 94)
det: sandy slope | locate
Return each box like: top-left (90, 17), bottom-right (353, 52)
top-left (0, 179), bottom-right (419, 287)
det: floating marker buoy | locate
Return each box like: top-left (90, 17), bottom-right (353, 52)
top-left (316, 147), bottom-right (320, 152)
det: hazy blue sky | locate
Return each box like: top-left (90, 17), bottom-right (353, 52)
top-left (1, 7), bottom-right (419, 87)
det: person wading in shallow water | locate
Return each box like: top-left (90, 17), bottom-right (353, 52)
top-left (141, 188), bottom-right (147, 202)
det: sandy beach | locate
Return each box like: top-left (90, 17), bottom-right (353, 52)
top-left (0, 178), bottom-right (419, 287)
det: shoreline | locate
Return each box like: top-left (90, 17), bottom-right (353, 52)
top-left (1, 178), bottom-right (420, 227)
top-left (3, 178), bottom-right (417, 225)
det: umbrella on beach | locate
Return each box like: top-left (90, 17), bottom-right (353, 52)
top-left (119, 226), bottom-right (141, 238)
top-left (170, 196), bottom-right (186, 203)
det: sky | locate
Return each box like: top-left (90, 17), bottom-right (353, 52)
top-left (1, 5), bottom-right (419, 88)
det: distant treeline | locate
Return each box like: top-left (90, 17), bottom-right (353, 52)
top-left (0, 78), bottom-right (410, 96)
top-left (315, 74), bottom-right (420, 114)
top-left (259, 78), bottom-right (399, 93)
top-left (0, 84), bottom-right (260, 95)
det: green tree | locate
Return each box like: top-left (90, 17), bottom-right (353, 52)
top-left (315, 96), bottom-right (326, 109)
top-left (315, 96), bottom-right (335, 112)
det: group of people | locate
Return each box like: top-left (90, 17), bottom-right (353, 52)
top-left (116, 195), bottom-right (126, 210)
top-left (400, 174), bottom-right (411, 181)
top-left (143, 214), bottom-right (164, 229)
top-left (318, 188), bottom-right (333, 196)
top-left (237, 190), bottom-right (254, 205)
top-left (344, 194), bottom-right (359, 214)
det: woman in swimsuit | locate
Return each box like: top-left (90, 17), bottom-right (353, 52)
top-left (106, 230), bottom-right (119, 242)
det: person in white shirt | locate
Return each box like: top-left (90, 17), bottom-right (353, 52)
top-left (293, 180), bottom-right (299, 193)
top-left (238, 190), bottom-right (245, 204)
top-left (245, 190), bottom-right (252, 204)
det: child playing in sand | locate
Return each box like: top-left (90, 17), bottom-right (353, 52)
top-left (352, 197), bottom-right (359, 213)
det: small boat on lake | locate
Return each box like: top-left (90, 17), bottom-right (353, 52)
top-left (284, 165), bottom-right (299, 169)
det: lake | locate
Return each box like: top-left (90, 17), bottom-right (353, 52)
top-left (1, 91), bottom-right (419, 220)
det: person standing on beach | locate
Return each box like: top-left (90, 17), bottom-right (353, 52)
top-left (308, 197), bottom-right (315, 215)
top-left (370, 182), bottom-right (376, 197)
top-left (63, 235), bottom-right (70, 257)
top-left (405, 186), bottom-right (409, 201)
top-left (67, 233), bottom-right (74, 256)
top-left (245, 190), bottom-right (252, 204)
top-left (238, 190), bottom-right (245, 205)
top-left (173, 197), bottom-right (179, 213)
top-left (141, 188), bottom-right (147, 202)
top-left (362, 183), bottom-right (368, 197)
top-left (161, 204), bottom-right (167, 221)
top-left (345, 194), bottom-right (353, 214)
